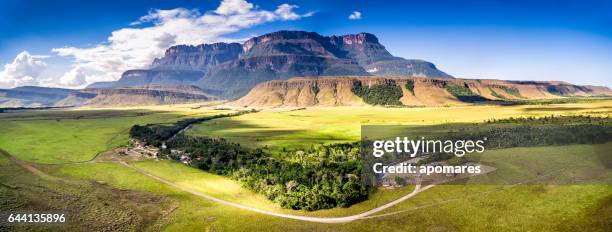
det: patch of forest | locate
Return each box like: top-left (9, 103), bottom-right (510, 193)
top-left (371, 115), bottom-right (612, 166)
top-left (130, 115), bottom-right (611, 210)
top-left (165, 136), bottom-right (366, 210)
top-left (130, 111), bottom-right (367, 211)
top-left (351, 80), bottom-right (403, 106)
top-left (444, 83), bottom-right (489, 103)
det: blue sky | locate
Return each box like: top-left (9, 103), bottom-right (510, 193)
top-left (0, 0), bottom-right (610, 88)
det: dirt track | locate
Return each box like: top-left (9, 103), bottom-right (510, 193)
top-left (0, 148), bottom-right (434, 223)
top-left (120, 161), bottom-right (434, 223)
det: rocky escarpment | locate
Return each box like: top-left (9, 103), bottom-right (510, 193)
top-left (152, 43), bottom-right (243, 71)
top-left (89, 30), bottom-right (452, 99)
top-left (230, 76), bottom-right (612, 108)
top-left (0, 86), bottom-right (75, 107)
top-left (328, 33), bottom-right (452, 78)
top-left (87, 69), bottom-right (206, 89)
top-left (55, 85), bottom-right (213, 107)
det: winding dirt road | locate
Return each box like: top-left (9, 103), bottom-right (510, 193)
top-left (120, 161), bottom-right (434, 223)
top-left (1, 148), bottom-right (434, 224)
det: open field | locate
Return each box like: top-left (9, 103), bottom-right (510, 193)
top-left (187, 100), bottom-right (612, 150)
top-left (1, 101), bottom-right (610, 231)
top-left (0, 152), bottom-right (177, 231)
top-left (0, 105), bottom-right (234, 164)
top-left (45, 143), bottom-right (612, 231)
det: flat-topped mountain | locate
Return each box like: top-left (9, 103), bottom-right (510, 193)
top-left (5, 31), bottom-right (608, 108)
top-left (230, 76), bottom-right (612, 108)
top-left (0, 85), bottom-right (213, 108)
top-left (56, 85), bottom-right (213, 107)
top-left (0, 86), bottom-right (76, 107)
top-left (152, 43), bottom-right (243, 72)
top-left (89, 30), bottom-right (452, 98)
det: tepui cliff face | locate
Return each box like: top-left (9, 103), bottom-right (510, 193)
top-left (89, 30), bottom-right (452, 98)
top-left (230, 77), bottom-right (612, 108)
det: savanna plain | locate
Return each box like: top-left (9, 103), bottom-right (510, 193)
top-left (1, 100), bottom-right (611, 231)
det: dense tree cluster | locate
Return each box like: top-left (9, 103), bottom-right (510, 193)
top-left (498, 86), bottom-right (522, 98)
top-left (446, 116), bottom-right (612, 149)
top-left (130, 110), bottom-right (255, 146)
top-left (485, 115), bottom-right (611, 125)
top-left (370, 115), bottom-right (612, 173)
top-left (489, 86), bottom-right (523, 99)
top-left (352, 80), bottom-right (403, 105)
top-left (130, 113), bottom-right (610, 211)
top-left (405, 80), bottom-right (415, 95)
top-left (444, 84), bottom-right (488, 102)
top-left (132, 112), bottom-right (367, 211)
top-left (165, 136), bottom-right (367, 210)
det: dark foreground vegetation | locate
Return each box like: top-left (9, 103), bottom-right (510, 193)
top-left (131, 115), bottom-right (611, 210)
top-left (444, 84), bottom-right (489, 102)
top-left (130, 110), bottom-right (256, 146)
top-left (351, 80), bottom-right (403, 106)
top-left (131, 111), bottom-right (366, 211)
top-left (375, 115), bottom-right (612, 166)
top-left (166, 137), bottom-right (366, 210)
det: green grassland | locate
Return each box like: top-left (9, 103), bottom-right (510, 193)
top-left (1, 101), bottom-right (611, 231)
top-left (187, 100), bottom-right (612, 150)
top-left (47, 143), bottom-right (612, 231)
top-left (360, 143), bottom-right (612, 231)
top-left (0, 154), bottom-right (176, 231)
top-left (129, 160), bottom-right (418, 217)
top-left (0, 107), bottom-right (234, 164)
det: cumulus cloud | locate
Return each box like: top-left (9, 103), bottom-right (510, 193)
top-left (215, 0), bottom-right (254, 15)
top-left (348, 11), bottom-right (362, 20)
top-left (59, 66), bottom-right (88, 87)
top-left (52, 0), bottom-right (314, 87)
top-left (0, 51), bottom-right (47, 88)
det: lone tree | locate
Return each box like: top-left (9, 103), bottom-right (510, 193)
top-left (394, 176), bottom-right (407, 186)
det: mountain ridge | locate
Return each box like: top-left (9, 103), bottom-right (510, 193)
top-left (230, 76), bottom-right (612, 108)
top-left (88, 30), bottom-right (452, 98)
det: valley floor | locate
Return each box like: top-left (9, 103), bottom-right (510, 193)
top-left (0, 100), bottom-right (610, 231)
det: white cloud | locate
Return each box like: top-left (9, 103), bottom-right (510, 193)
top-left (0, 51), bottom-right (47, 88)
top-left (215, 0), bottom-right (254, 15)
top-left (52, 0), bottom-right (313, 87)
top-left (59, 66), bottom-right (88, 87)
top-left (348, 11), bottom-right (362, 20)
top-left (275, 4), bottom-right (301, 20)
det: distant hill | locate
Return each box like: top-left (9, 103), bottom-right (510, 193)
top-left (230, 76), bottom-right (612, 108)
top-left (0, 86), bottom-right (76, 107)
top-left (89, 30), bottom-right (452, 99)
top-left (56, 85), bottom-right (214, 107)
top-left (1, 85), bottom-right (213, 108)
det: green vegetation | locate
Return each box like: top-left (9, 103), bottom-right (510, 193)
top-left (489, 87), bottom-right (505, 99)
top-left (490, 86), bottom-right (523, 99)
top-left (188, 100), bottom-right (612, 150)
top-left (515, 96), bottom-right (612, 105)
top-left (364, 115), bottom-right (612, 185)
top-left (130, 110), bottom-right (254, 146)
top-left (405, 80), bottom-right (415, 95)
top-left (445, 83), bottom-right (488, 102)
top-left (51, 142), bottom-right (612, 231)
top-left (136, 108), bottom-right (612, 211)
top-left (0, 108), bottom-right (234, 164)
top-left (311, 84), bottom-right (320, 95)
top-left (394, 176), bottom-right (407, 186)
top-left (1, 102), bottom-right (611, 231)
top-left (0, 110), bottom-right (169, 163)
top-left (352, 80), bottom-right (403, 105)
top-left (446, 120), bottom-right (611, 149)
top-left (499, 86), bottom-right (522, 98)
top-left (0, 154), bottom-right (174, 231)
top-left (132, 117), bottom-right (367, 210)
